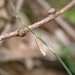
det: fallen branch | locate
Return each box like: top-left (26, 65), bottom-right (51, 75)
top-left (0, 0), bottom-right (75, 41)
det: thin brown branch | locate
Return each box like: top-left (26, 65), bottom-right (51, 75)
top-left (0, 0), bottom-right (24, 44)
top-left (37, 0), bottom-right (75, 41)
top-left (0, 0), bottom-right (75, 41)
top-left (0, 23), bottom-right (11, 45)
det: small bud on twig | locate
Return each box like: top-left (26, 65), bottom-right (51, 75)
top-left (48, 8), bottom-right (56, 14)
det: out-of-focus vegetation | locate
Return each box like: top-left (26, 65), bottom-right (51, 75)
top-left (0, 0), bottom-right (75, 75)
top-left (48, 0), bottom-right (75, 25)
top-left (62, 6), bottom-right (75, 25)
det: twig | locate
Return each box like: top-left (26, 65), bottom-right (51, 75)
top-left (0, 0), bottom-right (24, 44)
top-left (37, 0), bottom-right (75, 40)
top-left (0, 23), bottom-right (11, 45)
top-left (0, 0), bottom-right (75, 41)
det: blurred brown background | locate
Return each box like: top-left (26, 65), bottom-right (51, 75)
top-left (0, 0), bottom-right (75, 75)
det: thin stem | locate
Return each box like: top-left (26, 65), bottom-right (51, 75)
top-left (12, 3), bottom-right (72, 75)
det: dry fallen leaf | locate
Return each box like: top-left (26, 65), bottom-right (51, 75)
top-left (34, 36), bottom-right (46, 56)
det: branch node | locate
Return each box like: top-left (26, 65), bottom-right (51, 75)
top-left (48, 8), bottom-right (56, 14)
top-left (18, 29), bottom-right (26, 37)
